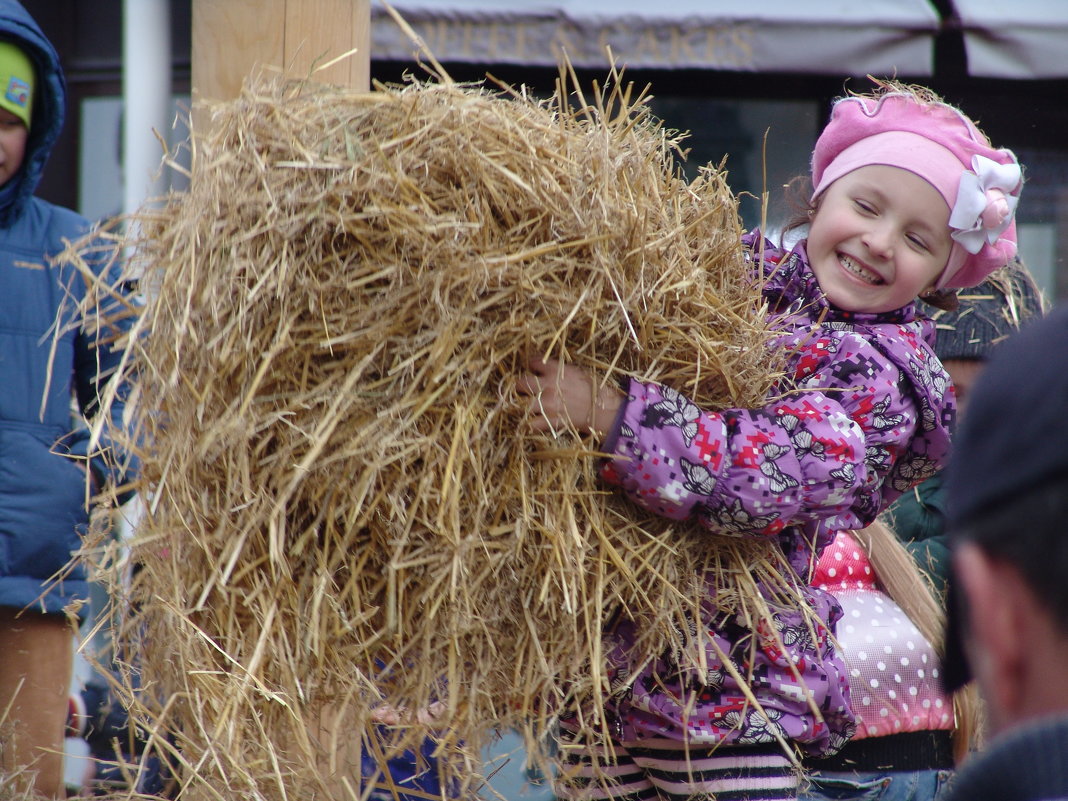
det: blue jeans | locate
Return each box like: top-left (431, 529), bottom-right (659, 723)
top-left (800, 769), bottom-right (954, 801)
top-left (361, 727), bottom-right (458, 801)
top-left (360, 727), bottom-right (559, 800)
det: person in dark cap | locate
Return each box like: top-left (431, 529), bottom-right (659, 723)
top-left (887, 263), bottom-right (1045, 597)
top-left (940, 303), bottom-right (1068, 801)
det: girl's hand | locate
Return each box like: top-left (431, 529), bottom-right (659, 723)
top-left (517, 357), bottom-right (623, 438)
top-left (371, 701), bottom-right (445, 727)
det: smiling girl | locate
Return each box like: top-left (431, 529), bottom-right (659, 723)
top-left (517, 81), bottom-right (1022, 800)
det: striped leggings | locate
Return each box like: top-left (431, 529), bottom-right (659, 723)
top-left (555, 728), bottom-right (799, 801)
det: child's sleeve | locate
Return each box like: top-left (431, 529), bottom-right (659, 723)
top-left (599, 334), bottom-right (942, 538)
top-left (69, 240), bottom-right (141, 504)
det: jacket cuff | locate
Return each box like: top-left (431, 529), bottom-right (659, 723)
top-left (598, 375), bottom-right (633, 455)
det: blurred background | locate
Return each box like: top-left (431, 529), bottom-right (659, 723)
top-left (25, 0), bottom-right (1068, 302)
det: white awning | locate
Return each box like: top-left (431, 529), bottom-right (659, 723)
top-left (955, 0), bottom-right (1068, 79)
top-left (372, 1), bottom-right (940, 76)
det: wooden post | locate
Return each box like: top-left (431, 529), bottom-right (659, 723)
top-left (191, 0), bottom-right (370, 103)
top-left (188, 4), bottom-right (371, 797)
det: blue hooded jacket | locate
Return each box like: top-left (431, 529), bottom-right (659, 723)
top-left (0, 0), bottom-right (135, 615)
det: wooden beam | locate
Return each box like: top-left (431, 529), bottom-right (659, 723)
top-left (284, 0), bottom-right (370, 90)
top-left (191, 0), bottom-right (370, 103)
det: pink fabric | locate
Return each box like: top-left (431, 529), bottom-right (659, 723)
top-left (813, 131), bottom-right (964, 212)
top-left (811, 92), bottom-right (1021, 290)
top-left (814, 531), bottom-right (954, 739)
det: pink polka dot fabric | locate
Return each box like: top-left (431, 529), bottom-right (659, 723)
top-left (813, 531), bottom-right (954, 739)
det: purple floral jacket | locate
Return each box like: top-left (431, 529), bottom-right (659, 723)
top-left (595, 233), bottom-right (954, 756)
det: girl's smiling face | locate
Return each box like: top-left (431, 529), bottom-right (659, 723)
top-left (806, 164), bottom-right (953, 314)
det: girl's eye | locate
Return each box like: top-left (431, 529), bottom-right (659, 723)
top-left (907, 233), bottom-right (930, 252)
top-left (854, 199), bottom-right (876, 214)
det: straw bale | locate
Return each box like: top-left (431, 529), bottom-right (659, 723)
top-left (69, 66), bottom-right (798, 799)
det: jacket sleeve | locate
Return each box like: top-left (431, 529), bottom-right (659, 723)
top-left (66, 239), bottom-right (141, 504)
top-left (599, 333), bottom-right (936, 538)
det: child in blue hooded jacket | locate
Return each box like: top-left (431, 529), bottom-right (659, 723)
top-left (0, 1), bottom-right (136, 796)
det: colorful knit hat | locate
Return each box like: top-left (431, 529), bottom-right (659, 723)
top-left (929, 264), bottom-right (1045, 361)
top-left (0, 41), bottom-right (33, 130)
top-left (811, 89), bottom-right (1022, 290)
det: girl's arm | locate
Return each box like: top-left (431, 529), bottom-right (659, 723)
top-left (603, 323), bottom-right (944, 539)
top-left (519, 332), bottom-right (943, 541)
top-left (602, 378), bottom-right (895, 537)
top-left (518, 357), bottom-right (868, 536)
top-left (69, 241), bottom-right (140, 503)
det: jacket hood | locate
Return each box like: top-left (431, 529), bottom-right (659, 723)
top-left (0, 0), bottom-right (63, 222)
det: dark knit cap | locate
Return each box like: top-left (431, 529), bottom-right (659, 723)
top-left (947, 301), bottom-right (1068, 530)
top-left (928, 263), bottom-right (1045, 361)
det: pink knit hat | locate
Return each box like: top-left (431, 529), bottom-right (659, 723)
top-left (811, 92), bottom-right (1022, 290)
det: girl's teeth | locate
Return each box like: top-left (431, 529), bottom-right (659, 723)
top-left (840, 255), bottom-right (880, 284)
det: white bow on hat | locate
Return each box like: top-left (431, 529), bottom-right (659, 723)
top-left (949, 155), bottom-right (1021, 255)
